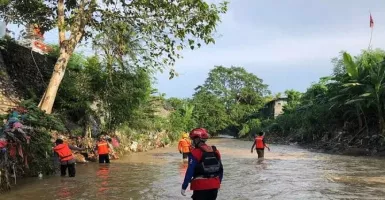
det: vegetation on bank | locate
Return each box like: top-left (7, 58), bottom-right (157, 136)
top-left (0, 0), bottom-right (228, 113)
top-left (269, 49), bottom-right (385, 148)
top-left (166, 48), bottom-right (385, 153)
top-left (0, 0), bottom-right (229, 191)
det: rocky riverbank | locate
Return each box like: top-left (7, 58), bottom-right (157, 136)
top-left (244, 131), bottom-right (385, 157)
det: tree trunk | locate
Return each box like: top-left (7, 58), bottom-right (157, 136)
top-left (38, 48), bottom-right (72, 114)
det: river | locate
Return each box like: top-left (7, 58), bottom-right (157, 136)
top-left (3, 138), bottom-right (385, 200)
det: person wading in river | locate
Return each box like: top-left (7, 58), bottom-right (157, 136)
top-left (178, 132), bottom-right (191, 161)
top-left (251, 131), bottom-right (270, 159)
top-left (95, 136), bottom-right (110, 164)
top-left (181, 128), bottom-right (224, 200)
top-left (53, 139), bottom-right (84, 177)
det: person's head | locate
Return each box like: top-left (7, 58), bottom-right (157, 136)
top-left (258, 131), bottom-right (264, 136)
top-left (55, 138), bottom-right (64, 145)
top-left (99, 135), bottom-right (106, 141)
top-left (189, 128), bottom-right (209, 147)
top-left (182, 133), bottom-right (188, 139)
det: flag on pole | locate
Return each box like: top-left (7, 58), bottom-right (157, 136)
top-left (370, 13), bottom-right (374, 28)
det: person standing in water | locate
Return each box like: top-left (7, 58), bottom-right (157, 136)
top-left (53, 139), bottom-right (84, 177)
top-left (251, 131), bottom-right (270, 159)
top-left (95, 136), bottom-right (110, 163)
top-left (178, 132), bottom-right (191, 161)
top-left (181, 128), bottom-right (223, 200)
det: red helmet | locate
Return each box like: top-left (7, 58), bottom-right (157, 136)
top-left (189, 128), bottom-right (209, 139)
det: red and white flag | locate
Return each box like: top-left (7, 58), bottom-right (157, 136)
top-left (370, 13), bottom-right (374, 28)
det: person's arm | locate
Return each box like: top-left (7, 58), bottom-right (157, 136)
top-left (178, 141), bottom-right (182, 153)
top-left (108, 143), bottom-right (114, 153)
top-left (182, 154), bottom-right (198, 190)
top-left (251, 140), bottom-right (256, 153)
top-left (263, 138), bottom-right (270, 151)
top-left (69, 145), bottom-right (84, 151)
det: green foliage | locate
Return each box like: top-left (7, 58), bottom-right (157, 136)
top-left (191, 66), bottom-right (270, 136)
top-left (21, 100), bottom-right (66, 132)
top-left (238, 118), bottom-right (261, 138)
top-left (1, 0), bottom-right (228, 76)
top-left (270, 49), bottom-right (385, 142)
top-left (192, 88), bottom-right (229, 134)
top-left (167, 98), bottom-right (197, 135)
top-left (163, 66), bottom-right (271, 137)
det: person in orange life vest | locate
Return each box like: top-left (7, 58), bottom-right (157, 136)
top-left (95, 136), bottom-right (110, 163)
top-left (178, 132), bottom-right (191, 160)
top-left (181, 128), bottom-right (223, 200)
top-left (251, 131), bottom-right (270, 159)
top-left (53, 139), bottom-right (84, 177)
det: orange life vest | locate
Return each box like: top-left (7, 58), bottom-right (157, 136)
top-left (97, 141), bottom-right (109, 155)
top-left (178, 138), bottom-right (191, 153)
top-left (54, 144), bottom-right (74, 161)
top-left (255, 136), bottom-right (265, 149)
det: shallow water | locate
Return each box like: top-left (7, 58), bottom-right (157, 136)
top-left (3, 138), bottom-right (385, 199)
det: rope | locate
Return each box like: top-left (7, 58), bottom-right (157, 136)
top-left (30, 49), bottom-right (46, 86)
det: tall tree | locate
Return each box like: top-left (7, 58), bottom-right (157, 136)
top-left (283, 89), bottom-right (302, 113)
top-left (193, 66), bottom-right (270, 135)
top-left (202, 66), bottom-right (270, 109)
top-left (1, 0), bottom-right (228, 113)
top-left (192, 88), bottom-right (229, 134)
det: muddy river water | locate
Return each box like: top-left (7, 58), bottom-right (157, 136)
top-left (3, 138), bottom-right (385, 199)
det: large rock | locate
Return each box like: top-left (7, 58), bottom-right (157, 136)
top-left (130, 141), bottom-right (138, 152)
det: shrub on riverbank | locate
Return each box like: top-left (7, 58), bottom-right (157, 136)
top-left (0, 41), bottom-right (178, 192)
top-left (0, 101), bottom-right (64, 191)
top-left (267, 49), bottom-right (385, 154)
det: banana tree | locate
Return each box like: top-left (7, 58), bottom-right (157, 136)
top-left (342, 52), bottom-right (385, 134)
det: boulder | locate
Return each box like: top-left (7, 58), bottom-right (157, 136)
top-left (130, 141), bottom-right (138, 152)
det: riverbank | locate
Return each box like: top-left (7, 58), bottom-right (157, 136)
top-left (242, 132), bottom-right (385, 157)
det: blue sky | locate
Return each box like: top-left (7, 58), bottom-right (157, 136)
top-left (7, 0), bottom-right (385, 98)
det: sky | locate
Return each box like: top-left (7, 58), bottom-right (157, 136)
top-left (6, 0), bottom-right (385, 98)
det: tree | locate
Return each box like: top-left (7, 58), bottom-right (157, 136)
top-left (191, 66), bottom-right (269, 136)
top-left (283, 89), bottom-right (302, 113)
top-left (169, 101), bottom-right (196, 134)
top-left (1, 0), bottom-right (228, 113)
top-left (192, 88), bottom-right (229, 134)
top-left (200, 66), bottom-right (269, 131)
top-left (202, 66), bottom-right (270, 110)
top-left (339, 51), bottom-right (385, 134)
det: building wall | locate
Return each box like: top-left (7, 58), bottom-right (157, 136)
top-left (0, 40), bottom-right (55, 114)
top-left (273, 100), bottom-right (287, 118)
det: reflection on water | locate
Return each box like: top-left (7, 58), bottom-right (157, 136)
top-left (3, 138), bottom-right (385, 199)
top-left (97, 165), bottom-right (110, 194)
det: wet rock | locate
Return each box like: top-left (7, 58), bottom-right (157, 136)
top-left (124, 146), bottom-right (129, 152)
top-left (74, 153), bottom-right (87, 163)
top-left (130, 141), bottom-right (138, 152)
top-left (137, 144), bottom-right (143, 152)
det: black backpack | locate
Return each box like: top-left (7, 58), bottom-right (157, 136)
top-left (194, 146), bottom-right (223, 178)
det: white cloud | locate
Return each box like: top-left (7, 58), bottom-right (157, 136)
top-left (173, 27), bottom-right (385, 73)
